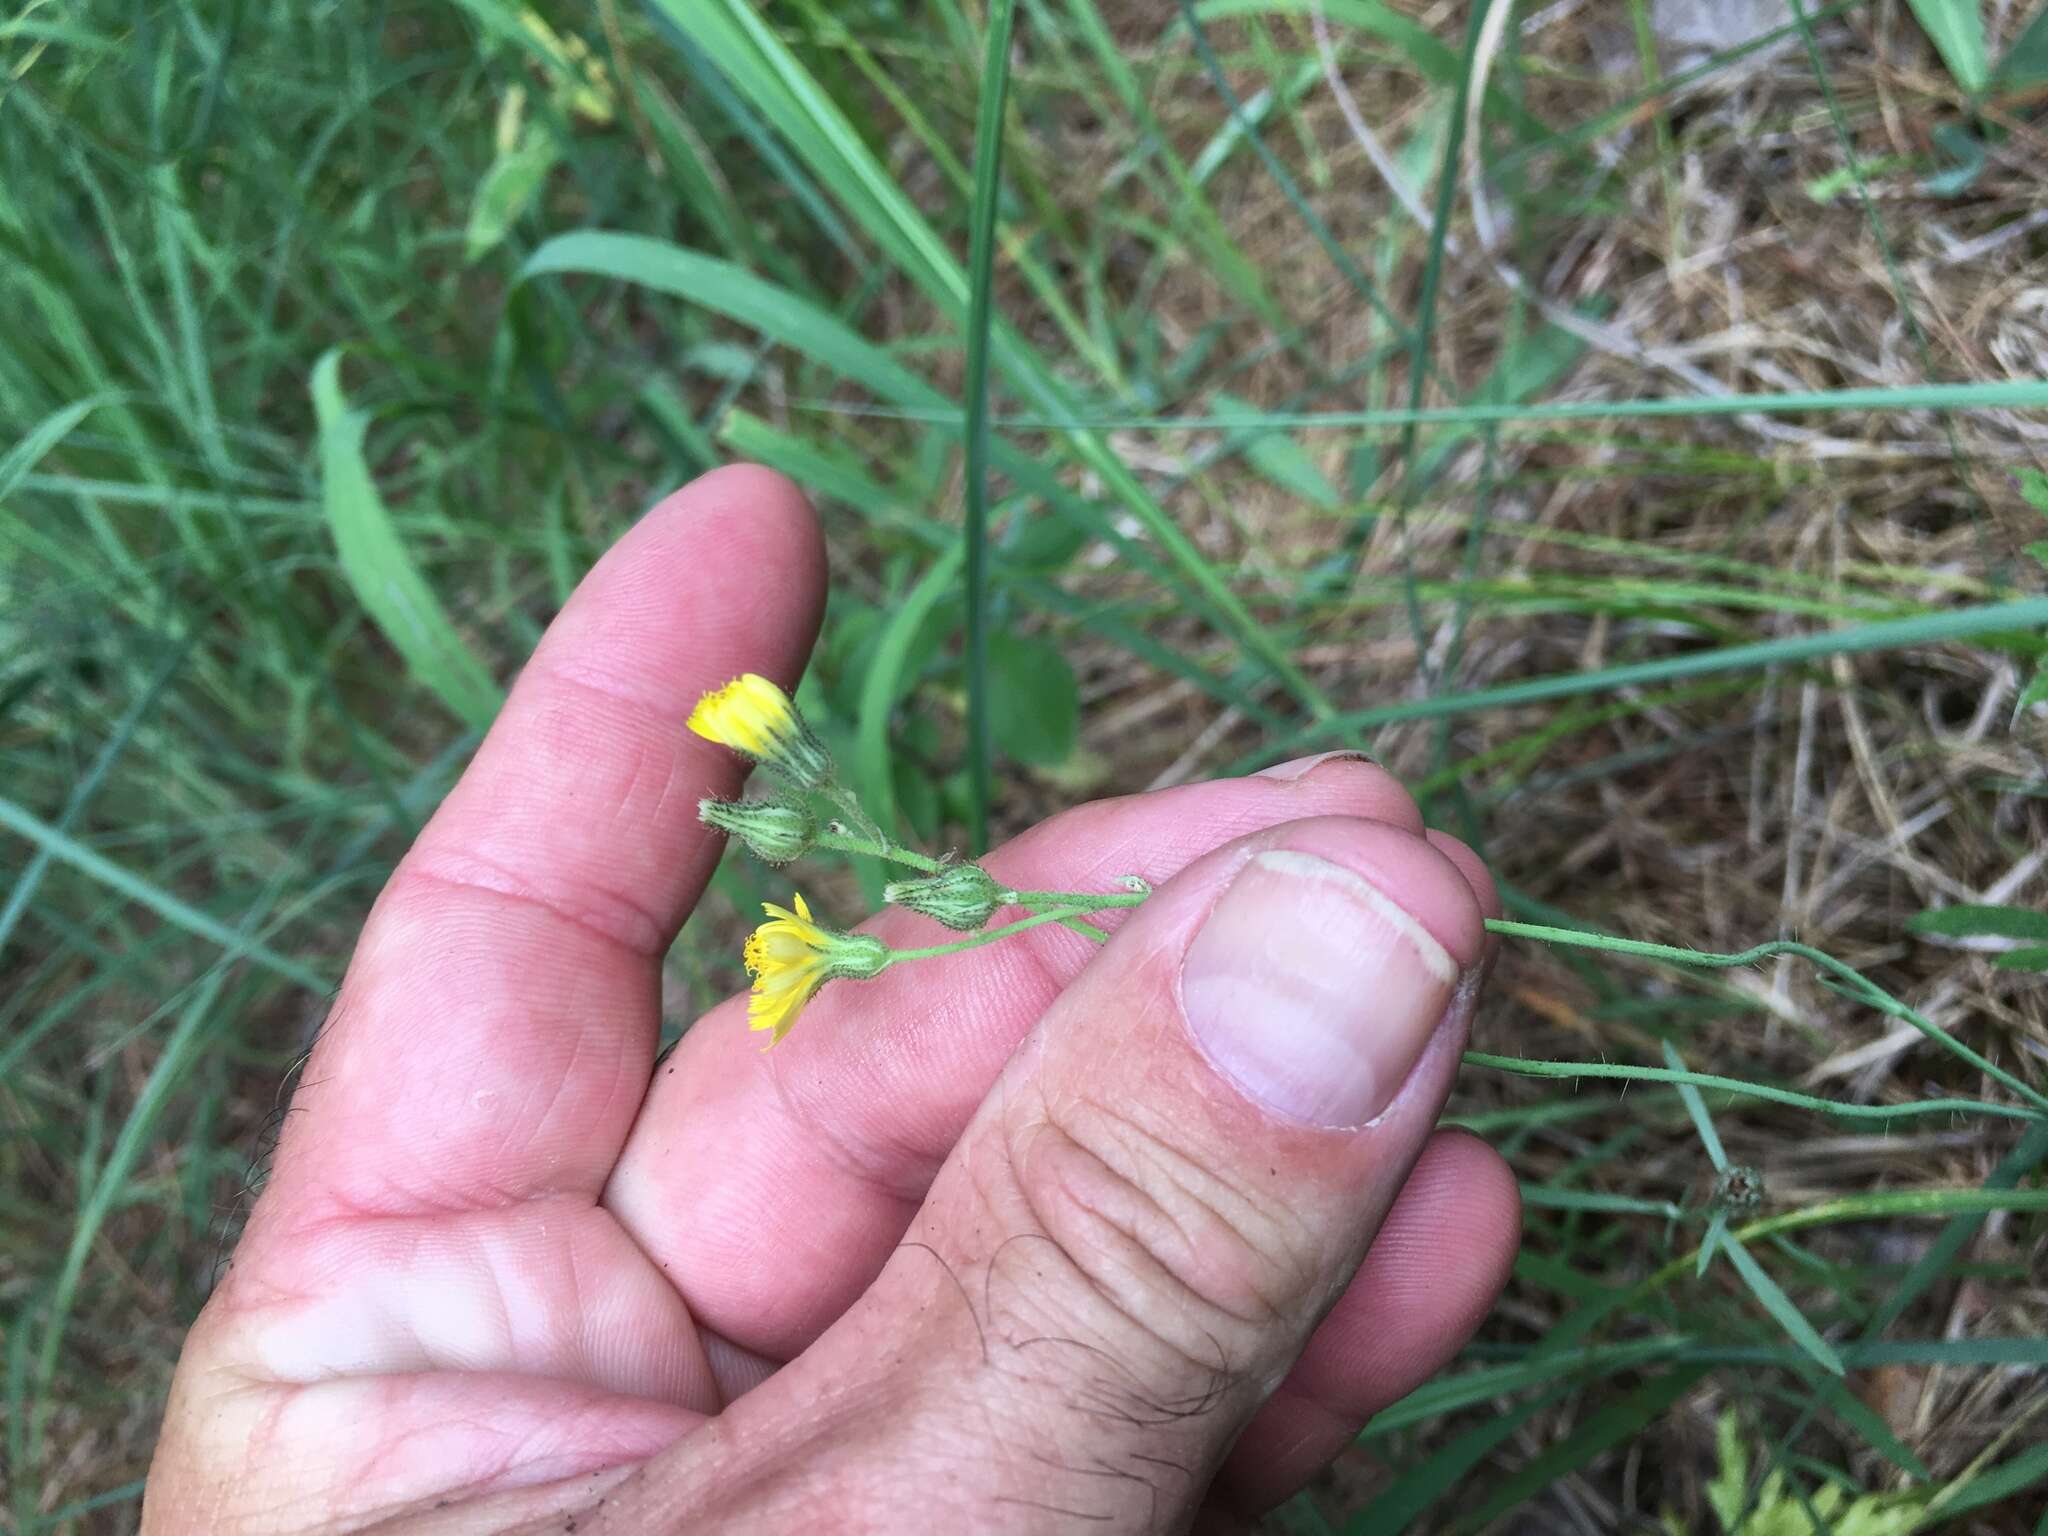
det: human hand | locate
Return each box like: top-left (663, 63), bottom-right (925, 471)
top-left (143, 466), bottom-right (1519, 1535)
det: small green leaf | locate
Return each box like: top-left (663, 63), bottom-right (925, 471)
top-left (1992, 945), bottom-right (2048, 972)
top-left (466, 123), bottom-right (560, 262)
top-left (312, 351), bottom-right (502, 731)
top-left (988, 633), bottom-right (1079, 766)
top-left (1906, 0), bottom-right (1990, 94)
top-left (1907, 904), bottom-right (2048, 941)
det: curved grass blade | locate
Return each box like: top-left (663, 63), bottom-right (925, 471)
top-left (311, 351), bottom-right (501, 732)
top-left (0, 397), bottom-right (100, 503)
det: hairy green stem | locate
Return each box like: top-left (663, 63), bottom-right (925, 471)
top-left (814, 829), bottom-right (941, 873)
top-left (1482, 919), bottom-right (2048, 1115)
top-left (888, 906), bottom-right (1091, 963)
top-left (1004, 887), bottom-right (1148, 914)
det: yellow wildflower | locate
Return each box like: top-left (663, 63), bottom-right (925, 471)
top-left (689, 674), bottom-right (833, 789)
top-left (743, 892), bottom-right (889, 1045)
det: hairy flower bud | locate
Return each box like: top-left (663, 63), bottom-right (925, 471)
top-left (699, 795), bottom-right (818, 865)
top-left (883, 862), bottom-right (1005, 932)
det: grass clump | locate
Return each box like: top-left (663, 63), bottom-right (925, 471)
top-left (4, 0), bottom-right (2047, 1530)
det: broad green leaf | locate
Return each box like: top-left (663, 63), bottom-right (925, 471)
top-left (1907, 903), bottom-right (2048, 941)
top-left (311, 351), bottom-right (502, 732)
top-left (988, 633), bottom-right (1079, 765)
top-left (1906, 0), bottom-right (1989, 93)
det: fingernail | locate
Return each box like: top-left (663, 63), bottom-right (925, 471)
top-left (1253, 750), bottom-right (1380, 783)
top-left (1180, 850), bottom-right (1460, 1128)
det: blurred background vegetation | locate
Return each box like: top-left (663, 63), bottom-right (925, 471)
top-left (5, 0), bottom-right (2048, 1529)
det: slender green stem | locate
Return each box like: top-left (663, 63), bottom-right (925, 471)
top-left (889, 906), bottom-right (1090, 963)
top-left (1005, 887), bottom-right (1148, 913)
top-left (1480, 919), bottom-right (2048, 1115)
top-left (813, 829), bottom-right (942, 872)
top-left (1462, 1052), bottom-right (2039, 1124)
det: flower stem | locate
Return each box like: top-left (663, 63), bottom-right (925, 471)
top-left (814, 829), bottom-right (942, 873)
top-left (1004, 888), bottom-right (1148, 914)
top-left (1481, 918), bottom-right (2048, 1116)
top-left (888, 907), bottom-right (1092, 963)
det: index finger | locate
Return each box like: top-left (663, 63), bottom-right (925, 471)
top-left (266, 465), bottom-right (826, 1221)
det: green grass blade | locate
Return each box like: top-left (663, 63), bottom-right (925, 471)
top-left (1933, 1443), bottom-right (2048, 1522)
top-left (1358, 1389), bottom-right (1563, 1533)
top-left (961, 0), bottom-right (1019, 854)
top-left (0, 397), bottom-right (99, 502)
top-left (1453, 1366), bottom-right (1714, 1531)
top-left (522, 232), bottom-right (946, 408)
top-left (1717, 1228), bottom-right (1845, 1375)
top-left (0, 793), bottom-right (331, 994)
top-left (1251, 595), bottom-right (2048, 762)
top-left (1662, 1039), bottom-right (1730, 1172)
top-left (1864, 1119), bottom-right (2048, 1339)
top-left (0, 640), bottom-right (189, 963)
top-left (858, 543), bottom-right (967, 853)
top-left (1905, 0), bottom-right (1990, 93)
top-left (673, 0), bottom-right (1333, 716)
top-left (833, 376), bottom-right (2048, 430)
top-left (311, 351), bottom-right (502, 732)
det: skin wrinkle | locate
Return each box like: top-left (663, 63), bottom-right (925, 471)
top-left (985, 1115), bottom-right (1260, 1413)
top-left (1045, 1066), bottom-right (1320, 1326)
top-left (394, 855), bottom-right (667, 961)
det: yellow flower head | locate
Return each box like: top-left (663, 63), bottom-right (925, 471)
top-left (689, 674), bottom-right (833, 789)
top-left (742, 892), bottom-right (889, 1046)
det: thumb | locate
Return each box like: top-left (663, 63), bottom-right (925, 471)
top-left (626, 813), bottom-right (1491, 1532)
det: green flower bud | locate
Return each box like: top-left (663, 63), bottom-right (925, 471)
top-left (883, 862), bottom-right (1005, 931)
top-left (699, 795), bottom-right (818, 865)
